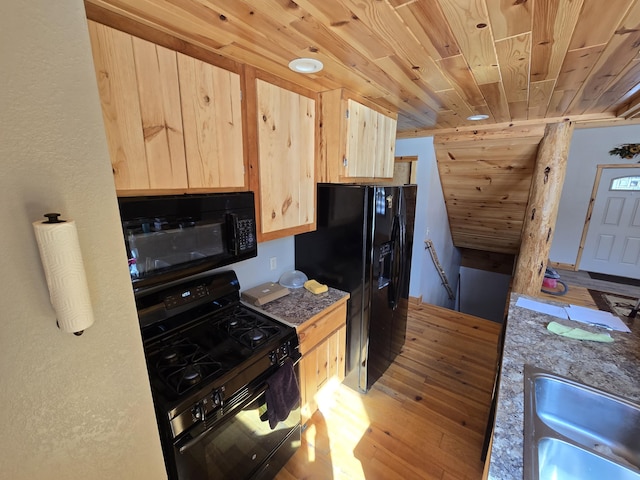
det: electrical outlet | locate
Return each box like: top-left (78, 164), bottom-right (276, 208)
top-left (269, 257), bottom-right (277, 271)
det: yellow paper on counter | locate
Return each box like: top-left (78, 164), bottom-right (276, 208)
top-left (547, 321), bottom-right (614, 343)
top-left (304, 279), bottom-right (328, 294)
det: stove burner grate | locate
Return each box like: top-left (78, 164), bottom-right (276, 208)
top-left (155, 338), bottom-right (222, 395)
top-left (221, 307), bottom-right (282, 349)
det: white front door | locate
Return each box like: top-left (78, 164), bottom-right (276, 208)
top-left (580, 166), bottom-right (640, 279)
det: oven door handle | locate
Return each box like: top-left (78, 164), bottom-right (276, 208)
top-left (176, 383), bottom-right (269, 454)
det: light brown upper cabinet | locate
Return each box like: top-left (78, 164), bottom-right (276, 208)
top-left (245, 69), bottom-right (318, 242)
top-left (321, 89), bottom-right (397, 183)
top-left (177, 53), bottom-right (245, 190)
top-left (87, 21), bottom-right (247, 195)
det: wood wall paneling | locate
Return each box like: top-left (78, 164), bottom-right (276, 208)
top-left (435, 131), bottom-right (541, 254)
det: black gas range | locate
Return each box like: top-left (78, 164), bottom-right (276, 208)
top-left (136, 270), bottom-right (301, 480)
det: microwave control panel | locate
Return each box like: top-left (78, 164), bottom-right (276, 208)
top-left (237, 218), bottom-right (256, 252)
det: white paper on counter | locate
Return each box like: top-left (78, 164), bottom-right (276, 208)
top-left (565, 304), bottom-right (631, 332)
top-left (515, 297), bottom-right (569, 319)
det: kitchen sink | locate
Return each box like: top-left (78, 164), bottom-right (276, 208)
top-left (524, 365), bottom-right (640, 480)
top-left (538, 438), bottom-right (640, 480)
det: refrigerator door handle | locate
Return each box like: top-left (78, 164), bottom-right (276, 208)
top-left (388, 214), bottom-right (403, 310)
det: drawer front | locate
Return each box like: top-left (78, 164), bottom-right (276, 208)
top-left (297, 302), bottom-right (346, 355)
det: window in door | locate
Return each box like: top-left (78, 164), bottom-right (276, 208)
top-left (611, 176), bottom-right (640, 191)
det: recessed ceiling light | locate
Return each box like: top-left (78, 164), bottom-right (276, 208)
top-left (288, 58), bottom-right (324, 74)
top-left (467, 114), bottom-right (489, 121)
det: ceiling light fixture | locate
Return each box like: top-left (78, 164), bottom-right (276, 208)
top-left (288, 58), bottom-right (323, 74)
top-left (467, 114), bottom-right (489, 121)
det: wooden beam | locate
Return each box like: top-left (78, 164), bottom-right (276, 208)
top-left (396, 113), bottom-right (623, 138)
top-left (512, 121), bottom-right (574, 296)
top-left (395, 155), bottom-right (418, 163)
top-left (616, 92), bottom-right (640, 119)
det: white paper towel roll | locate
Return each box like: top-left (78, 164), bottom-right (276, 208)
top-left (33, 217), bottom-right (94, 334)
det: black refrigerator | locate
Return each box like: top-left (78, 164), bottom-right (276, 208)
top-left (295, 183), bottom-right (416, 393)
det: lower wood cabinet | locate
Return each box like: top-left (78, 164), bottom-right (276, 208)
top-left (296, 301), bottom-right (347, 425)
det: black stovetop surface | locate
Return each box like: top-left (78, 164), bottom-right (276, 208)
top-left (135, 270), bottom-right (298, 422)
top-left (144, 303), bottom-right (291, 401)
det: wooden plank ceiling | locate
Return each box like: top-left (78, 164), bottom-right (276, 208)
top-left (85, 0), bottom-right (640, 134)
top-left (84, 0), bottom-right (640, 256)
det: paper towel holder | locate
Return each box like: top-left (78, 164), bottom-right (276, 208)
top-left (36, 212), bottom-right (91, 336)
top-left (43, 212), bottom-right (64, 224)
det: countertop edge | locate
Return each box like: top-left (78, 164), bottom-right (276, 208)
top-left (243, 286), bottom-right (350, 328)
top-left (487, 292), bottom-right (640, 480)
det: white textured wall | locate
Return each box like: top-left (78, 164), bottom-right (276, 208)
top-left (550, 124), bottom-right (640, 266)
top-left (395, 137), bottom-right (461, 308)
top-left (0, 1), bottom-right (166, 479)
top-left (219, 236), bottom-right (295, 290)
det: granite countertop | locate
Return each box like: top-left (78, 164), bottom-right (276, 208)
top-left (243, 286), bottom-right (349, 328)
top-left (488, 292), bottom-right (640, 479)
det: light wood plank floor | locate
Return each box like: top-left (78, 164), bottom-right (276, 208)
top-left (536, 274), bottom-right (638, 308)
top-left (276, 304), bottom-right (502, 480)
top-left (277, 275), bottom-right (635, 479)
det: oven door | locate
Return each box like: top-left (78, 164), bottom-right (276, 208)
top-left (173, 383), bottom-right (301, 480)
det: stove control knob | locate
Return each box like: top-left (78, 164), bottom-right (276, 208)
top-left (211, 389), bottom-right (223, 407)
top-left (281, 343), bottom-right (289, 357)
top-left (191, 403), bottom-right (205, 422)
top-left (269, 351), bottom-right (278, 365)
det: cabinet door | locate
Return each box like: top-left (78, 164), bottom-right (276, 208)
top-left (299, 348), bottom-right (318, 424)
top-left (177, 54), bottom-right (245, 189)
top-left (329, 325), bottom-right (347, 382)
top-left (299, 326), bottom-right (346, 425)
top-left (87, 21), bottom-right (188, 191)
top-left (255, 79), bottom-right (315, 239)
top-left (132, 37), bottom-right (188, 189)
top-left (374, 112), bottom-right (397, 178)
top-left (345, 99), bottom-right (396, 179)
top-left (345, 99), bottom-right (377, 178)
top-left (88, 21), bottom-right (148, 190)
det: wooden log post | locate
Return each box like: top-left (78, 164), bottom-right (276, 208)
top-left (512, 121), bottom-right (574, 295)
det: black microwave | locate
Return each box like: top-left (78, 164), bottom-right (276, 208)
top-left (118, 192), bottom-right (257, 291)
